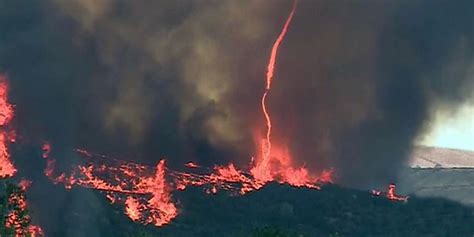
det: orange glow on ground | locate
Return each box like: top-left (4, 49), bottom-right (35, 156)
top-left (372, 183), bottom-right (408, 202)
top-left (45, 150), bottom-right (178, 227)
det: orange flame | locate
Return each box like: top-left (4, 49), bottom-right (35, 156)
top-left (5, 179), bottom-right (44, 237)
top-left (0, 132), bottom-right (16, 178)
top-left (185, 161), bottom-right (200, 168)
top-left (249, 0), bottom-right (332, 187)
top-left (0, 76), bottom-right (14, 126)
top-left (386, 184), bottom-right (408, 201)
top-left (125, 196), bottom-right (142, 221)
top-left (41, 142), bottom-right (51, 159)
top-left (28, 225), bottom-right (44, 237)
top-left (173, 163), bottom-right (264, 195)
top-left (46, 150), bottom-right (178, 226)
top-left (0, 75), bottom-right (16, 178)
top-left (255, 0), bottom-right (298, 182)
top-left (372, 183), bottom-right (408, 202)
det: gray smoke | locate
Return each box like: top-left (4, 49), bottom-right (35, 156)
top-left (1, 0), bottom-right (474, 234)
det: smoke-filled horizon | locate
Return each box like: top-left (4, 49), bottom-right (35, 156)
top-left (1, 0), bottom-right (473, 189)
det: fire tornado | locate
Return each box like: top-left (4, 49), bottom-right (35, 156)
top-left (261, 0), bottom-right (298, 164)
top-left (0, 0), bottom-right (333, 231)
top-left (253, 0), bottom-right (298, 182)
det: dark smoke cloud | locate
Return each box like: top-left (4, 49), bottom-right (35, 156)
top-left (0, 0), bottom-right (474, 233)
top-left (331, 0), bottom-right (474, 187)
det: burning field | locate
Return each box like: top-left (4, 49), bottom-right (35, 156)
top-left (0, 0), bottom-right (474, 236)
top-left (0, 1), bottom-right (333, 232)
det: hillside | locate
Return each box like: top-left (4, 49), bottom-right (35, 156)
top-left (400, 146), bottom-right (474, 206)
top-left (48, 183), bottom-right (474, 237)
top-left (410, 146), bottom-right (474, 168)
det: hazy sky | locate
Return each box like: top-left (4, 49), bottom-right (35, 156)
top-left (419, 103), bottom-right (474, 151)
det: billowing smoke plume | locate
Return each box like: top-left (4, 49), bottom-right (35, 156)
top-left (1, 0), bottom-right (473, 198)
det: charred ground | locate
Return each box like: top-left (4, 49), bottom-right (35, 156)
top-left (8, 182), bottom-right (470, 237)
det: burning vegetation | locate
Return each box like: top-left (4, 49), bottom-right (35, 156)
top-left (0, 0), bottom-right (407, 231)
top-left (39, 0), bottom-right (335, 227)
top-left (22, 0), bottom-right (334, 228)
top-left (0, 1), bottom-right (335, 229)
top-left (8, 0), bottom-right (473, 235)
top-left (1, 181), bottom-right (43, 237)
top-left (0, 77), bottom-right (16, 178)
top-left (372, 183), bottom-right (408, 202)
top-left (0, 75), bottom-right (44, 236)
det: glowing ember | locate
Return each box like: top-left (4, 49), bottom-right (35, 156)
top-left (372, 183), bottom-right (408, 202)
top-left (44, 159), bottom-right (56, 179)
top-left (41, 142), bottom-right (51, 159)
top-left (18, 179), bottom-right (32, 191)
top-left (41, 142), bottom-right (57, 179)
top-left (185, 161), bottom-right (200, 168)
top-left (4, 181), bottom-right (44, 237)
top-left (173, 163), bottom-right (264, 195)
top-left (28, 225), bottom-right (44, 237)
top-left (75, 148), bottom-right (93, 158)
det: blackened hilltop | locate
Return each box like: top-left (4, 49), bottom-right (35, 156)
top-left (1, 134), bottom-right (467, 237)
top-left (3, 145), bottom-right (474, 236)
top-left (44, 183), bottom-right (473, 237)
